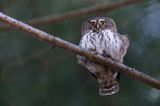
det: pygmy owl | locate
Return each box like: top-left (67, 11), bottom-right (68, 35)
top-left (77, 17), bottom-right (129, 96)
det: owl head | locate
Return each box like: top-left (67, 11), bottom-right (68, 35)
top-left (81, 17), bottom-right (117, 34)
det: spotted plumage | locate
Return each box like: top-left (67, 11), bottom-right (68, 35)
top-left (77, 17), bottom-right (129, 96)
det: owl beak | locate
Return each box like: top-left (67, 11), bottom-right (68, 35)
top-left (94, 23), bottom-right (100, 33)
top-left (96, 23), bottom-right (100, 29)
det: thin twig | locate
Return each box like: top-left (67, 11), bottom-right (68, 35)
top-left (0, 0), bottom-right (145, 30)
top-left (0, 12), bottom-right (160, 89)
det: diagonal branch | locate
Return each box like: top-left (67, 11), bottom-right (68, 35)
top-left (0, 12), bottom-right (160, 90)
top-left (0, 0), bottom-right (145, 30)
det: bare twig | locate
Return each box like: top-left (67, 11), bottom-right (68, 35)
top-left (0, 0), bottom-right (145, 30)
top-left (0, 12), bottom-right (160, 90)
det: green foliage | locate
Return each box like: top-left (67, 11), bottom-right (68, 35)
top-left (0, 0), bottom-right (160, 106)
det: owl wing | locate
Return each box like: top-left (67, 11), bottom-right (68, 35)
top-left (119, 34), bottom-right (129, 62)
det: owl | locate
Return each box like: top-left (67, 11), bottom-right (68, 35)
top-left (77, 17), bottom-right (129, 96)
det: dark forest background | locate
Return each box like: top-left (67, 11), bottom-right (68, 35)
top-left (0, 0), bottom-right (160, 106)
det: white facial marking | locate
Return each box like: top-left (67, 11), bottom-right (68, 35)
top-left (98, 19), bottom-right (105, 26)
top-left (99, 18), bottom-right (105, 22)
top-left (90, 19), bottom-right (96, 23)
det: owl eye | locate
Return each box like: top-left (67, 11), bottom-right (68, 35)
top-left (90, 20), bottom-right (96, 26)
top-left (100, 21), bottom-right (105, 25)
top-left (90, 22), bottom-right (96, 25)
top-left (90, 22), bottom-right (96, 26)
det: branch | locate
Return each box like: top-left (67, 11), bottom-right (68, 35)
top-left (0, 12), bottom-right (160, 90)
top-left (0, 0), bottom-right (145, 30)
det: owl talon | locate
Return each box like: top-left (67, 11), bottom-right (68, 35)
top-left (89, 51), bottom-right (99, 56)
top-left (102, 50), bottom-right (112, 58)
top-left (102, 53), bottom-right (117, 61)
top-left (102, 54), bottom-right (111, 58)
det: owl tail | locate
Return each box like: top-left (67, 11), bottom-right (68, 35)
top-left (99, 80), bottom-right (119, 96)
top-left (98, 74), bottom-right (119, 96)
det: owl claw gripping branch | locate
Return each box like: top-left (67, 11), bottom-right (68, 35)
top-left (77, 17), bottom-right (129, 96)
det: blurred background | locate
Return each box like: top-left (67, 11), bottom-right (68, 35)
top-left (0, 0), bottom-right (160, 106)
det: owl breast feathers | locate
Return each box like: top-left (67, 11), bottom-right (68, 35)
top-left (77, 17), bottom-right (129, 96)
